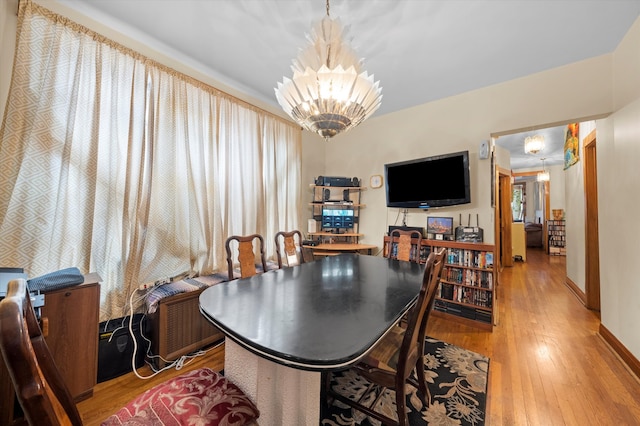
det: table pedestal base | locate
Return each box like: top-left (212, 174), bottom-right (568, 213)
top-left (224, 339), bottom-right (321, 425)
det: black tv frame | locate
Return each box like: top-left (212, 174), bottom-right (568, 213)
top-left (384, 150), bottom-right (471, 209)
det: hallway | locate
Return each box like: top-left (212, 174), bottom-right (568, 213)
top-left (427, 248), bottom-right (640, 425)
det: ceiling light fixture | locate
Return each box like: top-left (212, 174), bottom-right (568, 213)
top-left (274, 0), bottom-right (382, 141)
top-left (537, 157), bottom-right (550, 182)
top-left (524, 134), bottom-right (545, 155)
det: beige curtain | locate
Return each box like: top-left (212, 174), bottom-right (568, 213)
top-left (0, 1), bottom-right (301, 320)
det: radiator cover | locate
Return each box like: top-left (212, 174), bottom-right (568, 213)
top-left (149, 288), bottom-right (223, 368)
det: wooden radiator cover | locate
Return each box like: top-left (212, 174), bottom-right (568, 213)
top-left (149, 288), bottom-right (224, 368)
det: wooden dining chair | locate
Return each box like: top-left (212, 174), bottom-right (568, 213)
top-left (388, 229), bottom-right (423, 263)
top-left (274, 230), bottom-right (305, 268)
top-left (0, 279), bottom-right (259, 426)
top-left (225, 234), bottom-right (269, 279)
top-left (326, 247), bottom-right (446, 426)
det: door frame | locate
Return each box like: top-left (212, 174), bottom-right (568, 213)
top-left (496, 167), bottom-right (513, 268)
top-left (583, 129), bottom-right (600, 311)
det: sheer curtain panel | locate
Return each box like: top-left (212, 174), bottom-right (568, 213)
top-left (0, 0), bottom-right (301, 320)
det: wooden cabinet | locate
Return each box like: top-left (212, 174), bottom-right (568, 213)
top-left (0, 274), bottom-right (100, 424)
top-left (40, 275), bottom-right (101, 401)
top-left (547, 219), bottom-right (566, 256)
top-left (383, 237), bottom-right (496, 330)
top-left (149, 288), bottom-right (224, 369)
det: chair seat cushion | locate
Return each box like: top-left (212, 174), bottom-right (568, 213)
top-left (359, 325), bottom-right (404, 373)
top-left (102, 367), bottom-right (259, 426)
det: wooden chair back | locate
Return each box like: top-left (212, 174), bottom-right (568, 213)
top-left (301, 246), bottom-right (316, 263)
top-left (225, 234), bottom-right (268, 279)
top-left (0, 278), bottom-right (83, 426)
top-left (328, 247), bottom-right (446, 425)
top-left (397, 247), bottom-right (446, 380)
top-left (388, 229), bottom-right (422, 262)
top-left (274, 230), bottom-right (304, 268)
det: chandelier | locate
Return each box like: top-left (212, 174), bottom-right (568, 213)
top-left (524, 134), bottom-right (544, 154)
top-left (274, 0), bottom-right (383, 141)
top-left (537, 158), bottom-right (550, 182)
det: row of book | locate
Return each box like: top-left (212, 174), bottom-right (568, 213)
top-left (442, 267), bottom-right (493, 289)
top-left (445, 248), bottom-right (493, 269)
top-left (438, 283), bottom-right (493, 308)
top-left (433, 299), bottom-right (492, 324)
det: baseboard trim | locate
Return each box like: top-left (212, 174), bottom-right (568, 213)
top-left (599, 323), bottom-right (640, 381)
top-left (564, 276), bottom-right (587, 305)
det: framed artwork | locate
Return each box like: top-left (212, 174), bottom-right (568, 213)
top-left (564, 123), bottom-right (580, 169)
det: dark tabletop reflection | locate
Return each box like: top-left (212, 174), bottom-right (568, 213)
top-left (200, 254), bottom-right (424, 370)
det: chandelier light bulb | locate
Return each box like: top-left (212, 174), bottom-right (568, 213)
top-left (537, 157), bottom-right (550, 181)
top-left (537, 171), bottom-right (550, 182)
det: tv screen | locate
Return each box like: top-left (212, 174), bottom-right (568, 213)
top-left (321, 208), bottom-right (355, 229)
top-left (384, 151), bottom-right (471, 208)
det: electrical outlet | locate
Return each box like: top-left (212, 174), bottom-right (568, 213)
top-left (138, 282), bottom-right (154, 291)
top-left (138, 277), bottom-right (173, 291)
top-left (154, 277), bottom-right (171, 286)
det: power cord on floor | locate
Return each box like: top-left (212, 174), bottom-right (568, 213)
top-left (126, 289), bottom-right (222, 379)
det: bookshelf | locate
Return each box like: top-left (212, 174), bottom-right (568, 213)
top-left (547, 219), bottom-right (566, 256)
top-left (307, 184), bottom-right (369, 255)
top-left (383, 237), bottom-right (496, 330)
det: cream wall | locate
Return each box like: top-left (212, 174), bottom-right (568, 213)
top-left (548, 164), bottom-right (566, 214)
top-left (564, 123), bottom-right (590, 293)
top-left (599, 15), bottom-right (640, 359)
top-left (314, 55), bottom-right (614, 248)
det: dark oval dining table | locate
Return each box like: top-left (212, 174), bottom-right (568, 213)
top-left (199, 253), bottom-right (424, 425)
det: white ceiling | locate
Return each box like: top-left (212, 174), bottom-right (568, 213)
top-left (495, 125), bottom-right (568, 169)
top-left (56, 0), bottom-right (640, 168)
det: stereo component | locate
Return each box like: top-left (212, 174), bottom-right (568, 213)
top-left (315, 176), bottom-right (360, 187)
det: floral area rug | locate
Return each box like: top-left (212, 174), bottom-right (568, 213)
top-left (322, 337), bottom-right (489, 426)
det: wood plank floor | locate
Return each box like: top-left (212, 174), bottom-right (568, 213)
top-left (77, 248), bottom-right (640, 425)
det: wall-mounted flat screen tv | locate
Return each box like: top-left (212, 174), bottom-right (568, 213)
top-left (384, 150), bottom-right (471, 208)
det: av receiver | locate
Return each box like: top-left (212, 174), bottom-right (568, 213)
top-left (315, 176), bottom-right (360, 187)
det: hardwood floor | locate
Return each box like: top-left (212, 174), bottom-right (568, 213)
top-left (77, 249), bottom-right (640, 425)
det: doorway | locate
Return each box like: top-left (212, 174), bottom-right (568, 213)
top-left (493, 120), bottom-right (602, 311)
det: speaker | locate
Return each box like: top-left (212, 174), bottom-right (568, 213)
top-left (388, 226), bottom-right (424, 237)
top-left (352, 177), bottom-right (360, 187)
top-left (315, 176), bottom-right (325, 186)
top-left (323, 188), bottom-right (331, 201)
top-left (343, 189), bottom-right (350, 201)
